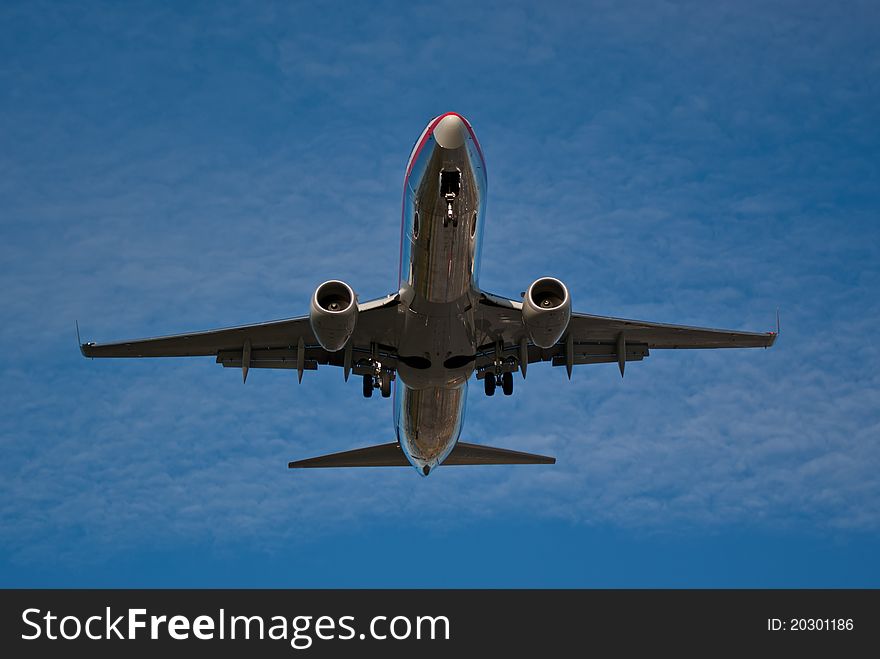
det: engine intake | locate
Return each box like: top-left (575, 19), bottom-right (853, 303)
top-left (309, 280), bottom-right (358, 352)
top-left (522, 277), bottom-right (571, 348)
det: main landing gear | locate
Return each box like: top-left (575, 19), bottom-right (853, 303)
top-left (483, 340), bottom-right (516, 397)
top-left (484, 370), bottom-right (514, 397)
top-left (362, 371), bottom-right (392, 398)
top-left (360, 345), bottom-right (393, 399)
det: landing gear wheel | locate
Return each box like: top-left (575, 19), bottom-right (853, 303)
top-left (380, 373), bottom-right (391, 398)
top-left (502, 371), bottom-right (513, 396)
top-left (362, 374), bottom-right (373, 398)
top-left (484, 374), bottom-right (496, 396)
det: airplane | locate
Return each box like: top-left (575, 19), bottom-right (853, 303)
top-left (80, 112), bottom-right (777, 477)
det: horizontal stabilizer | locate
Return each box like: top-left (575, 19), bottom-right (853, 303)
top-left (288, 441), bottom-right (555, 469)
top-left (444, 442), bottom-right (555, 465)
top-left (289, 442), bottom-right (409, 468)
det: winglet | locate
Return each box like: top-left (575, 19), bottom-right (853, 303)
top-left (77, 321), bottom-right (96, 358)
top-left (76, 321), bottom-right (86, 357)
top-left (764, 308), bottom-right (780, 348)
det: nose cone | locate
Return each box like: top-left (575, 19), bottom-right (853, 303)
top-left (433, 113), bottom-right (467, 149)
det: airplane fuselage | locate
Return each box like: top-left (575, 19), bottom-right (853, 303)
top-left (394, 113), bottom-right (487, 475)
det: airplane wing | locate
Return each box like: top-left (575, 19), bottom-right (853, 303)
top-left (474, 292), bottom-right (777, 378)
top-left (80, 294), bottom-right (402, 380)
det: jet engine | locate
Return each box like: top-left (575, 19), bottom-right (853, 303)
top-left (309, 280), bottom-right (358, 352)
top-left (521, 277), bottom-right (571, 348)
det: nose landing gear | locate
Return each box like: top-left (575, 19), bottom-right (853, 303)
top-left (444, 197), bottom-right (457, 228)
top-left (440, 170), bottom-right (461, 228)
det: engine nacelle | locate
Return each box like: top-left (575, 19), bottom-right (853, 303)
top-left (522, 277), bottom-right (571, 348)
top-left (309, 280), bottom-right (358, 352)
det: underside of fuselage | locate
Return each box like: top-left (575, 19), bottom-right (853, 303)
top-left (394, 113), bottom-right (487, 475)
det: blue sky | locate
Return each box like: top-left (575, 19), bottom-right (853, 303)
top-left (1, 0), bottom-right (878, 587)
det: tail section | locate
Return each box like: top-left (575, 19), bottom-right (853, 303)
top-left (288, 441), bottom-right (555, 469)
